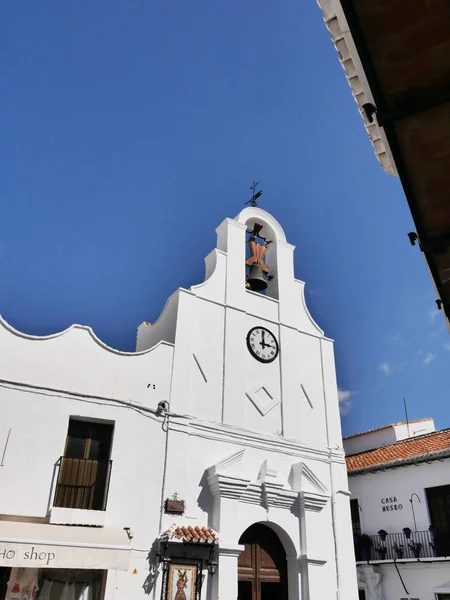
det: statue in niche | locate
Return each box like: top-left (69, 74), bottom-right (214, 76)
top-left (246, 223), bottom-right (269, 292)
top-left (358, 566), bottom-right (386, 600)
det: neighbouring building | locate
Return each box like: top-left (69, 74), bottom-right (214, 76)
top-left (345, 418), bottom-right (450, 600)
top-left (317, 0), bottom-right (450, 330)
top-left (0, 207), bottom-right (359, 600)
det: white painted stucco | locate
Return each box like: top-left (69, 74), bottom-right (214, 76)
top-left (343, 419), bottom-right (435, 456)
top-left (350, 446), bottom-right (450, 599)
top-left (0, 208), bottom-right (358, 599)
top-left (351, 458), bottom-right (449, 536)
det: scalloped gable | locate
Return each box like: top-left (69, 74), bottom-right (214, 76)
top-left (0, 314), bottom-right (172, 356)
top-left (0, 315), bottom-right (173, 407)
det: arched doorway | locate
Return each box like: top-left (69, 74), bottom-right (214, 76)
top-left (238, 523), bottom-right (288, 600)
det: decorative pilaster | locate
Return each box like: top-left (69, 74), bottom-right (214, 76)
top-left (210, 543), bottom-right (244, 600)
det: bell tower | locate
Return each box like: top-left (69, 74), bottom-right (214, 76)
top-left (136, 205), bottom-right (358, 600)
top-left (135, 205), bottom-right (338, 450)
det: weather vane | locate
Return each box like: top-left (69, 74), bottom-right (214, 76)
top-left (245, 181), bottom-right (263, 207)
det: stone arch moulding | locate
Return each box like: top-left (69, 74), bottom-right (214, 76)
top-left (235, 207), bottom-right (287, 244)
top-left (237, 207), bottom-right (288, 301)
top-left (254, 520), bottom-right (298, 560)
top-left (238, 521), bottom-right (295, 600)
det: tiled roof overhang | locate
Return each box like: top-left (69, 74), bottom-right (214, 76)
top-left (348, 447), bottom-right (450, 476)
top-left (317, 0), bottom-right (450, 329)
top-left (317, 0), bottom-right (397, 175)
top-left (346, 429), bottom-right (450, 475)
top-left (159, 524), bottom-right (219, 544)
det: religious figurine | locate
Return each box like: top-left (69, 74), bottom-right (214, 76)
top-left (174, 570), bottom-right (188, 600)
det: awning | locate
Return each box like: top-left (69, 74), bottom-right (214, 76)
top-left (0, 521), bottom-right (131, 571)
top-left (434, 580), bottom-right (450, 593)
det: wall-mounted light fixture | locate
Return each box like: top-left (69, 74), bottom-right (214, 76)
top-left (207, 559), bottom-right (218, 576)
top-left (206, 546), bottom-right (218, 576)
top-left (156, 541), bottom-right (171, 573)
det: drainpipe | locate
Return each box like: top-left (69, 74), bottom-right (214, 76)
top-left (329, 450), bottom-right (349, 600)
top-left (328, 454), bottom-right (340, 600)
top-left (409, 493), bottom-right (421, 531)
top-left (394, 560), bottom-right (409, 596)
top-left (151, 409), bottom-right (171, 600)
top-left (329, 448), bottom-right (354, 600)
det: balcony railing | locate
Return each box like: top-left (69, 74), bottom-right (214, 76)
top-left (354, 530), bottom-right (450, 561)
top-left (53, 456), bottom-right (112, 511)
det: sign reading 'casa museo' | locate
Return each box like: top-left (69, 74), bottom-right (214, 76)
top-left (380, 496), bottom-right (403, 512)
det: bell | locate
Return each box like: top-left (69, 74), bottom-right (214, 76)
top-left (246, 263), bottom-right (268, 291)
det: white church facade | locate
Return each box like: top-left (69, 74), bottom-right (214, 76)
top-left (0, 208), bottom-right (358, 600)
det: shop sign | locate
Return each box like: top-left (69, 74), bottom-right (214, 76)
top-left (0, 541), bottom-right (129, 570)
top-left (0, 546), bottom-right (55, 565)
top-left (381, 496), bottom-right (403, 512)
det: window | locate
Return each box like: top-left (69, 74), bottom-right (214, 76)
top-left (350, 498), bottom-right (362, 536)
top-left (36, 569), bottom-right (105, 600)
top-left (54, 418), bottom-right (114, 511)
top-left (426, 485), bottom-right (450, 557)
top-left (426, 485), bottom-right (450, 532)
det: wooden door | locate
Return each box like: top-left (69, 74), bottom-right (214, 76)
top-left (238, 524), bottom-right (288, 600)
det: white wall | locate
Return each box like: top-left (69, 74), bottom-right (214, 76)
top-left (0, 208), bottom-right (359, 600)
top-left (350, 458), bottom-right (450, 535)
top-left (344, 419), bottom-right (435, 456)
top-left (0, 319), bottom-right (175, 599)
top-left (359, 561), bottom-right (450, 600)
top-left (344, 428), bottom-right (397, 456)
top-left (155, 208), bottom-right (359, 600)
top-left (393, 419), bottom-right (435, 441)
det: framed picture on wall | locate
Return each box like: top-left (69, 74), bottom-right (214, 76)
top-left (166, 563), bottom-right (198, 600)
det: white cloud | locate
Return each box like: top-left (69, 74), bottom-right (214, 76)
top-left (379, 362), bottom-right (393, 376)
top-left (423, 352), bottom-right (436, 366)
top-left (427, 308), bottom-right (440, 324)
top-left (389, 334), bottom-right (409, 347)
top-left (338, 389), bottom-right (354, 416)
top-left (430, 326), bottom-right (445, 338)
top-left (443, 342), bottom-right (450, 351)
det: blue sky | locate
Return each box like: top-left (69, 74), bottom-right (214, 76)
top-left (1, 1), bottom-right (449, 437)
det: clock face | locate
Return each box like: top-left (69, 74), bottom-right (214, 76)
top-left (246, 326), bottom-right (279, 363)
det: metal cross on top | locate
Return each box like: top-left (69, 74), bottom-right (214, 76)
top-left (246, 181), bottom-right (263, 207)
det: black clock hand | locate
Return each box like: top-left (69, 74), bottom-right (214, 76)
top-left (260, 331), bottom-right (268, 348)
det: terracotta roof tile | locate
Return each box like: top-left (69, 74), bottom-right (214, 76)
top-left (160, 523), bottom-right (219, 544)
top-left (346, 429), bottom-right (450, 474)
